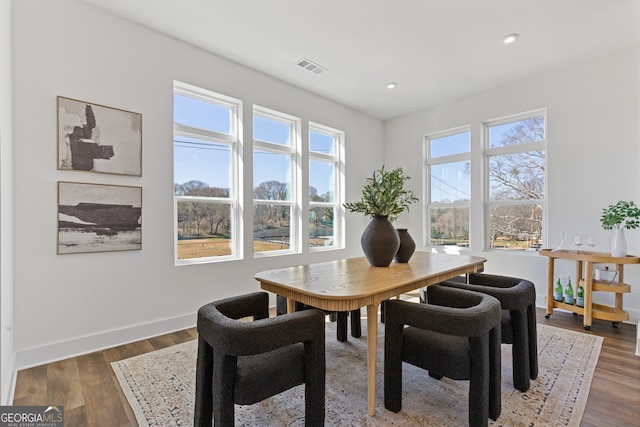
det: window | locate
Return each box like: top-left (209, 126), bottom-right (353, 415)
top-left (309, 123), bottom-right (344, 250)
top-left (173, 81), bottom-right (242, 264)
top-left (485, 111), bottom-right (546, 251)
top-left (425, 128), bottom-right (471, 248)
top-left (253, 106), bottom-right (300, 255)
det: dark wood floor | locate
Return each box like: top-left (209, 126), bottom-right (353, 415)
top-left (13, 308), bottom-right (640, 427)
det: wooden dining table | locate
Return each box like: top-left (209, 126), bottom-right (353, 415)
top-left (254, 252), bottom-right (487, 416)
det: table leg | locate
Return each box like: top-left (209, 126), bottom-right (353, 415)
top-left (367, 304), bottom-right (378, 416)
top-left (575, 260), bottom-right (583, 287)
top-left (546, 257), bottom-right (555, 316)
top-left (287, 298), bottom-right (295, 314)
top-left (584, 262), bottom-right (593, 329)
top-left (615, 264), bottom-right (624, 310)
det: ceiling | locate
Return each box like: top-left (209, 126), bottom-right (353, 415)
top-left (78, 0), bottom-right (640, 120)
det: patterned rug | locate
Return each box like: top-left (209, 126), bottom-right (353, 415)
top-left (112, 322), bottom-right (602, 426)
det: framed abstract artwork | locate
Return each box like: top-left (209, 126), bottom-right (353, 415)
top-left (57, 181), bottom-right (142, 254)
top-left (57, 96), bottom-right (142, 176)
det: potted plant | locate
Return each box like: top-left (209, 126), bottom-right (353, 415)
top-left (600, 200), bottom-right (640, 257)
top-left (344, 166), bottom-right (418, 266)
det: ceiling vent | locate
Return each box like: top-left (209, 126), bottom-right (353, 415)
top-left (296, 58), bottom-right (327, 75)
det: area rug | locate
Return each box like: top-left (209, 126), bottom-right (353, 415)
top-left (112, 322), bottom-right (603, 426)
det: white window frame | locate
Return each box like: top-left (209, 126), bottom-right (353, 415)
top-left (308, 122), bottom-right (345, 251)
top-left (484, 109), bottom-right (547, 252)
top-left (173, 81), bottom-right (243, 265)
top-left (424, 126), bottom-right (471, 251)
top-left (252, 105), bottom-right (301, 257)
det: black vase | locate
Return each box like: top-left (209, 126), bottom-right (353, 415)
top-left (394, 228), bottom-right (416, 263)
top-left (361, 215), bottom-right (400, 267)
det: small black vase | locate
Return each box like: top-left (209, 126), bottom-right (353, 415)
top-left (394, 228), bottom-right (416, 263)
top-left (361, 215), bottom-right (400, 267)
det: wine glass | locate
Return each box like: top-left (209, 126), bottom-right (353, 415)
top-left (585, 235), bottom-right (597, 250)
top-left (574, 235), bottom-right (584, 253)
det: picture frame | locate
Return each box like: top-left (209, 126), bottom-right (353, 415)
top-left (57, 96), bottom-right (142, 176)
top-left (58, 181), bottom-right (142, 254)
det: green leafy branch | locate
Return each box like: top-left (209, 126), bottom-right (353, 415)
top-left (343, 166), bottom-right (419, 222)
top-left (600, 200), bottom-right (640, 230)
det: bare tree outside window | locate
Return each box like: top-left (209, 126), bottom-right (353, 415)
top-left (253, 180), bottom-right (291, 251)
top-left (175, 180), bottom-right (233, 258)
top-left (487, 114), bottom-right (546, 251)
top-left (253, 107), bottom-right (297, 254)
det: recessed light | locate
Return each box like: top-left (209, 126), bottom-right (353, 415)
top-left (503, 33), bottom-right (518, 44)
top-left (386, 82), bottom-right (397, 89)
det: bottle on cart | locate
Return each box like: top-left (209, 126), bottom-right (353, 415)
top-left (576, 283), bottom-right (584, 307)
top-left (564, 278), bottom-right (574, 305)
top-left (554, 278), bottom-right (563, 302)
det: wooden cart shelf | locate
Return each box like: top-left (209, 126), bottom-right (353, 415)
top-left (545, 296), bottom-right (585, 315)
top-left (544, 297), bottom-right (629, 322)
top-left (591, 281), bottom-right (631, 293)
top-left (539, 249), bottom-right (639, 264)
top-left (591, 303), bottom-right (629, 322)
top-left (540, 249), bottom-right (639, 330)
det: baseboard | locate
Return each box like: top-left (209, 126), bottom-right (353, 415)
top-left (14, 312), bottom-right (196, 371)
top-left (2, 354), bottom-right (16, 405)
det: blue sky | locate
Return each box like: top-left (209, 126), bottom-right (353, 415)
top-left (429, 132), bottom-right (470, 203)
top-left (174, 94), bottom-right (334, 196)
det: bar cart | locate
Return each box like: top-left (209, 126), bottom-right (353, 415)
top-left (539, 249), bottom-right (639, 330)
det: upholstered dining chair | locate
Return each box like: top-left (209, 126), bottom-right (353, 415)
top-left (195, 292), bottom-right (326, 427)
top-left (276, 294), bottom-right (362, 341)
top-left (384, 285), bottom-right (502, 427)
top-left (438, 272), bottom-right (538, 392)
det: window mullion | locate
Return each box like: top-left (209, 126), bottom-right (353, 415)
top-left (174, 124), bottom-right (235, 143)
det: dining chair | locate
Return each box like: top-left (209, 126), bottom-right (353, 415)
top-left (438, 272), bottom-right (538, 391)
top-left (384, 285), bottom-right (502, 427)
top-left (195, 291), bottom-right (325, 427)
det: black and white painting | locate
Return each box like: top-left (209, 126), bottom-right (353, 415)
top-left (58, 182), bottom-right (142, 254)
top-left (58, 97), bottom-right (142, 176)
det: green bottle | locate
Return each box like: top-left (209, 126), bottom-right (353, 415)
top-left (554, 278), bottom-right (563, 302)
top-left (576, 284), bottom-right (584, 307)
top-left (564, 279), bottom-right (574, 305)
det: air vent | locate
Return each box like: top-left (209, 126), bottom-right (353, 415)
top-left (296, 58), bottom-right (327, 75)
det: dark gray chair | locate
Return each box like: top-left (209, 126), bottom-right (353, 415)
top-left (438, 273), bottom-right (538, 392)
top-left (195, 292), bottom-right (325, 427)
top-left (384, 285), bottom-right (502, 427)
top-left (277, 295), bottom-right (361, 341)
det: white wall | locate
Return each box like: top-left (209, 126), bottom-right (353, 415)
top-left (11, 0), bottom-right (383, 369)
top-left (385, 46), bottom-right (640, 323)
top-left (1, 0), bottom-right (15, 404)
top-left (10, 0), bottom-right (640, 373)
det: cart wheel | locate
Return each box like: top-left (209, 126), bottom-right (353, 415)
top-left (584, 325), bottom-right (591, 331)
top-left (612, 322), bottom-right (618, 328)
top-left (544, 314), bottom-right (550, 319)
